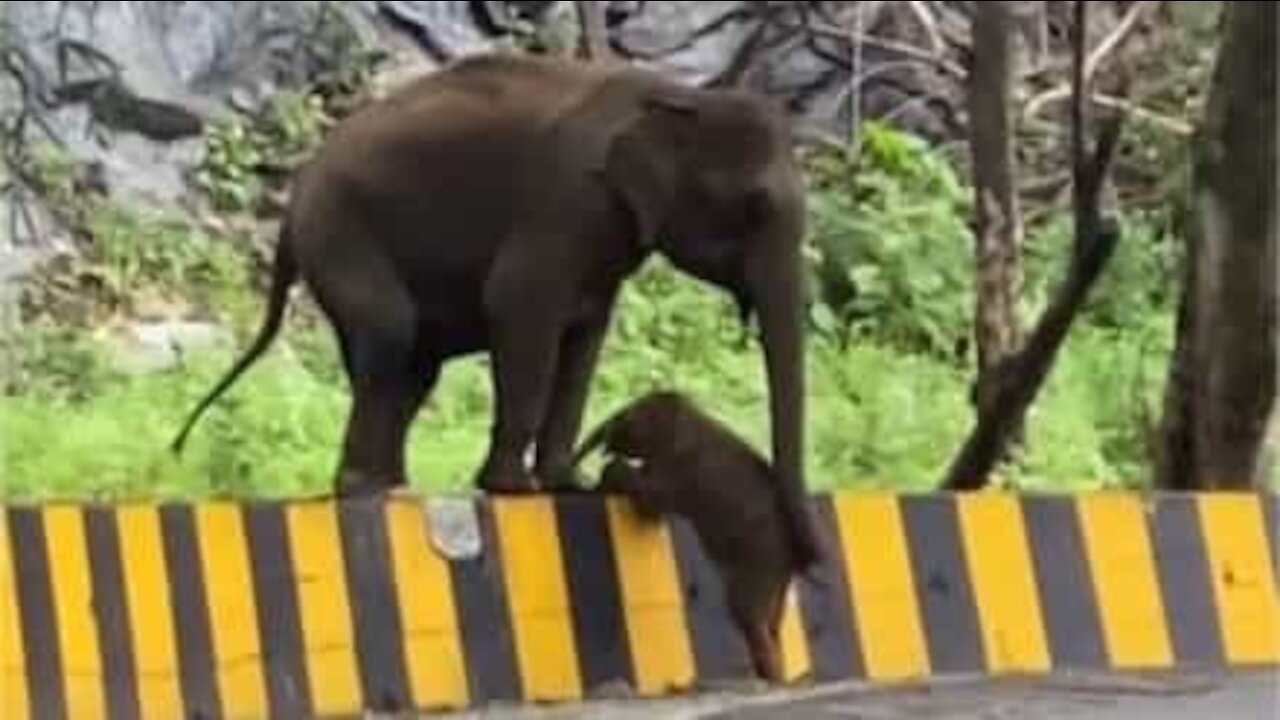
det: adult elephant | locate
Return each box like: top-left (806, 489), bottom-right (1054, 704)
top-left (170, 52), bottom-right (822, 567)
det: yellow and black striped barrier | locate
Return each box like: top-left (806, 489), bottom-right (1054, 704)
top-left (2, 491), bottom-right (1277, 719)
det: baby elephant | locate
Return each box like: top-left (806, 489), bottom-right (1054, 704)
top-left (572, 390), bottom-right (804, 683)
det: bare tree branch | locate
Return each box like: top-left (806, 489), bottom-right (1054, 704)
top-left (848, 1), bottom-right (865, 151)
top-left (905, 0), bottom-right (945, 55)
top-left (1032, 90), bottom-right (1193, 136)
top-left (622, 5), bottom-right (757, 60)
top-left (1023, 0), bottom-right (1156, 119)
top-left (787, 20), bottom-right (967, 79)
top-left (941, 0), bottom-right (1129, 492)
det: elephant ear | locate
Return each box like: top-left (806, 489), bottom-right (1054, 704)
top-left (593, 89), bottom-right (701, 249)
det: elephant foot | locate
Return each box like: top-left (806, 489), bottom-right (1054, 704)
top-left (475, 466), bottom-right (539, 494)
top-left (534, 465), bottom-right (593, 494)
top-left (335, 468), bottom-right (401, 498)
top-left (478, 477), bottom-right (540, 494)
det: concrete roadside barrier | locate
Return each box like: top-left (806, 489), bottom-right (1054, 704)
top-left (2, 490), bottom-right (1276, 718)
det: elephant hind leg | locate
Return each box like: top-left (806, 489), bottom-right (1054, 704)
top-left (335, 337), bottom-right (440, 497)
top-left (534, 310), bottom-right (613, 491)
top-left (727, 567), bottom-right (791, 683)
top-left (310, 259), bottom-right (438, 496)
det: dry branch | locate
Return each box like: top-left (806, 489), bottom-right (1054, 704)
top-left (575, 1), bottom-right (613, 60)
top-left (1023, 0), bottom-right (1156, 119)
top-left (942, 0), bottom-right (1128, 491)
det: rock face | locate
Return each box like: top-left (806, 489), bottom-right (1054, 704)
top-left (1, 1), bottom-right (958, 194)
top-left (0, 0), bottom-right (436, 316)
top-left (3, 1), bottom-right (415, 202)
top-left (0, 1), bottom-right (966, 328)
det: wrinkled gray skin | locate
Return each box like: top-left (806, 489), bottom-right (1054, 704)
top-left (170, 51), bottom-right (820, 568)
top-left (573, 390), bottom-right (803, 682)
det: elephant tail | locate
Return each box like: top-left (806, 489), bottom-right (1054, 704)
top-left (169, 225), bottom-right (299, 455)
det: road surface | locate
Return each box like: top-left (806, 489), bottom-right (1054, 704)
top-left (703, 670), bottom-right (1279, 719)
top-left (427, 670), bottom-right (1278, 719)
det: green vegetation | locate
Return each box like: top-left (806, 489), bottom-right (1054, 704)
top-left (195, 92), bottom-right (334, 213)
top-left (0, 121), bottom-right (1176, 502)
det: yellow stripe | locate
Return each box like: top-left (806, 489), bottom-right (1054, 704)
top-left (956, 494), bottom-right (1050, 674)
top-left (491, 498), bottom-right (582, 701)
top-left (384, 499), bottom-right (468, 710)
top-left (193, 504), bottom-right (268, 719)
top-left (43, 506), bottom-right (105, 720)
top-left (286, 501), bottom-right (362, 716)
top-left (116, 506), bottom-right (184, 720)
top-left (0, 514), bottom-right (29, 720)
top-left (777, 583), bottom-right (811, 682)
top-left (1076, 493), bottom-right (1173, 669)
top-left (833, 493), bottom-right (929, 681)
top-left (1196, 494), bottom-right (1280, 664)
top-left (606, 498), bottom-right (694, 695)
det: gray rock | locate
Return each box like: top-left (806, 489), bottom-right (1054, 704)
top-left (610, 2), bottom-right (945, 138)
top-left (614, 2), bottom-right (752, 85)
top-left (426, 495), bottom-right (485, 560)
top-left (378, 0), bottom-right (496, 58)
top-left (1, 1), bottom-right (430, 204)
top-left (1, 0), bottom-right (966, 228)
top-left (99, 319), bottom-right (233, 374)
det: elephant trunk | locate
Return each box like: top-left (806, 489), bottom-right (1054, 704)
top-left (748, 230), bottom-right (822, 570)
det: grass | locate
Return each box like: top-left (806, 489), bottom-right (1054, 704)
top-left (0, 261), bottom-right (1173, 502)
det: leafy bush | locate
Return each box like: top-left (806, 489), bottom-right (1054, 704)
top-left (1, 325), bottom-right (123, 401)
top-left (803, 123), bottom-right (974, 360)
top-left (194, 119), bottom-right (267, 212)
top-left (1022, 209), bottom-right (1181, 330)
top-left (194, 92), bottom-right (334, 212)
top-left (89, 204), bottom-right (250, 307)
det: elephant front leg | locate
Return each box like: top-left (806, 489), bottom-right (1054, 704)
top-left (534, 310), bottom-right (612, 492)
top-left (475, 275), bottom-right (565, 494)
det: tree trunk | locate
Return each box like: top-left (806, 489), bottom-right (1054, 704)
top-left (967, 1), bottom-right (1025, 420)
top-left (1156, 2), bottom-right (1278, 490)
top-left (942, 0), bottom-right (1125, 491)
top-left (575, 1), bottom-right (613, 60)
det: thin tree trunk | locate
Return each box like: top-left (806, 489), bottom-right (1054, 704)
top-left (1157, 2), bottom-right (1278, 490)
top-left (967, 2), bottom-right (1025, 426)
top-left (942, 0), bottom-right (1124, 491)
top-left (575, 1), bottom-right (613, 60)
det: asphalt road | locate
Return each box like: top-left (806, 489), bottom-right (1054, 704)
top-left (431, 670), bottom-right (1278, 719)
top-left (704, 670), bottom-right (1279, 720)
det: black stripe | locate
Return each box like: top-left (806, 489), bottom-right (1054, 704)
top-left (450, 503), bottom-right (521, 703)
top-left (1148, 496), bottom-right (1224, 668)
top-left (668, 516), bottom-right (753, 681)
top-left (337, 497), bottom-right (411, 713)
top-left (797, 496), bottom-right (863, 681)
top-left (554, 495), bottom-right (633, 693)
top-left (160, 505), bottom-right (221, 720)
top-left (244, 502), bottom-right (312, 720)
top-left (9, 509), bottom-right (65, 720)
top-left (1022, 496), bottom-right (1106, 669)
top-left (84, 509), bottom-right (140, 720)
top-left (1264, 492), bottom-right (1279, 590)
top-left (900, 496), bottom-right (984, 675)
